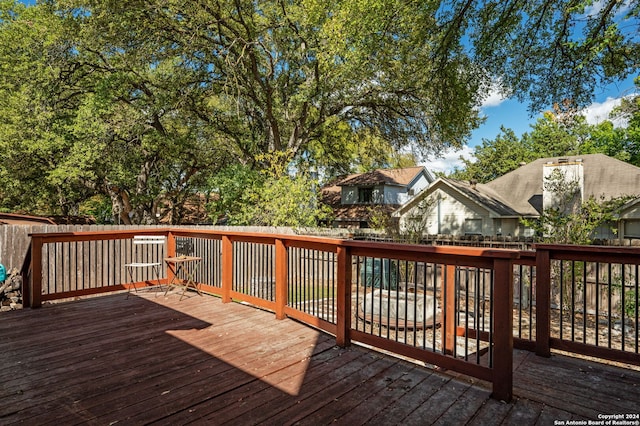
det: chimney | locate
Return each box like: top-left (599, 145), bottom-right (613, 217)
top-left (543, 159), bottom-right (584, 213)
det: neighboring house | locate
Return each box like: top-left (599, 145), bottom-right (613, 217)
top-left (0, 213), bottom-right (56, 225)
top-left (322, 166), bottom-right (435, 228)
top-left (0, 213), bottom-right (95, 225)
top-left (394, 154), bottom-right (640, 241)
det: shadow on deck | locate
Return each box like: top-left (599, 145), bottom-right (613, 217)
top-left (1, 292), bottom-right (638, 425)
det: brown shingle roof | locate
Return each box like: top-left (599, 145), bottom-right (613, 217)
top-left (337, 166), bottom-right (427, 187)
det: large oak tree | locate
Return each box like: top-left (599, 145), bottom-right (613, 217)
top-left (0, 0), bottom-right (637, 223)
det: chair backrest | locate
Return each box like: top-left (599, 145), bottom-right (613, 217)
top-left (132, 236), bottom-right (167, 260)
top-left (133, 235), bottom-right (167, 245)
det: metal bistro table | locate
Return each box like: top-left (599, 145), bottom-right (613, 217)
top-left (164, 255), bottom-right (203, 300)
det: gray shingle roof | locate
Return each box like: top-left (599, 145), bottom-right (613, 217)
top-left (485, 154), bottom-right (640, 216)
top-left (442, 179), bottom-right (521, 217)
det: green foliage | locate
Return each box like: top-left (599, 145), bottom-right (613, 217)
top-left (524, 109), bottom-right (593, 158)
top-left (306, 127), bottom-right (418, 180)
top-left (1, 0), bottom-right (638, 223)
top-left (366, 205), bottom-right (394, 232)
top-left (217, 152), bottom-right (332, 227)
top-left (449, 127), bottom-right (534, 183)
top-left (206, 164), bottom-right (263, 225)
top-left (623, 289), bottom-right (638, 319)
top-left (472, 0), bottom-right (640, 114)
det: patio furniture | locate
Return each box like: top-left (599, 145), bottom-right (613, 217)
top-left (164, 255), bottom-right (202, 300)
top-left (124, 235), bottom-right (166, 298)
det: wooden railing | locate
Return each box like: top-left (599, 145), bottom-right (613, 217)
top-left (24, 228), bottom-right (518, 401)
top-left (510, 246), bottom-right (640, 367)
top-left (533, 245), bottom-right (640, 364)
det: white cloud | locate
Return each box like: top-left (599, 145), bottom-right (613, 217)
top-left (583, 0), bottom-right (633, 18)
top-left (581, 97), bottom-right (625, 126)
top-left (583, 0), bottom-right (607, 17)
top-left (481, 88), bottom-right (508, 108)
top-left (422, 146), bottom-right (476, 176)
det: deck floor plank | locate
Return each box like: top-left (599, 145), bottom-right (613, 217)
top-left (48, 315), bottom-right (330, 424)
top-left (198, 347), bottom-right (368, 424)
top-left (218, 349), bottom-right (382, 425)
top-left (1, 292), bottom-right (639, 425)
top-left (332, 364), bottom-right (431, 425)
top-left (432, 384), bottom-right (492, 425)
top-left (263, 355), bottom-right (399, 426)
top-left (364, 370), bottom-right (452, 425)
top-left (401, 378), bottom-right (473, 425)
top-left (155, 339), bottom-right (342, 425)
top-left (292, 357), bottom-right (413, 426)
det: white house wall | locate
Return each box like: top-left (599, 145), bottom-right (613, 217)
top-left (384, 186), bottom-right (404, 204)
top-left (397, 174), bottom-right (430, 204)
top-left (400, 187), bottom-right (494, 236)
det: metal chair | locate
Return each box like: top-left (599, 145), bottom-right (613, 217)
top-left (124, 235), bottom-right (166, 298)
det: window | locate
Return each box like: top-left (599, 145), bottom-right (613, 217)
top-left (464, 218), bottom-right (482, 235)
top-left (358, 187), bottom-right (374, 204)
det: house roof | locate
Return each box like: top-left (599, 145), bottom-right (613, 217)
top-left (394, 154), bottom-right (640, 220)
top-left (337, 166), bottom-right (431, 188)
top-left (0, 213), bottom-right (56, 225)
top-left (321, 167), bottom-right (432, 222)
top-left (442, 178), bottom-right (521, 217)
top-left (485, 154), bottom-right (640, 216)
top-left (393, 177), bottom-right (520, 218)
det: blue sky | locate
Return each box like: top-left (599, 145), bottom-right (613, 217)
top-left (427, 74), bottom-right (639, 174)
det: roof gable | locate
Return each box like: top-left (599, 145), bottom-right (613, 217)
top-left (337, 166), bottom-right (431, 188)
top-left (394, 177), bottom-right (520, 218)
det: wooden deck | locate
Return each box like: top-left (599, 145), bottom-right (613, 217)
top-left (1, 292), bottom-right (638, 425)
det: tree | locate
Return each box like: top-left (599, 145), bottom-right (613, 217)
top-left (58, 0), bottom-right (485, 161)
top-left (222, 152), bottom-right (332, 227)
top-left (470, 0), bottom-right (640, 114)
top-left (304, 127), bottom-right (418, 181)
top-left (449, 127), bottom-right (533, 183)
top-left (2, 0), bottom-right (639, 223)
top-left (0, 1), bottom-right (236, 223)
top-left (524, 108), bottom-right (593, 158)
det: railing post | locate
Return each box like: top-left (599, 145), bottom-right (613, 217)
top-left (30, 236), bottom-right (43, 309)
top-left (492, 258), bottom-right (514, 402)
top-left (21, 245), bottom-right (32, 308)
top-left (166, 230), bottom-right (177, 285)
top-left (443, 265), bottom-right (456, 354)
top-left (275, 239), bottom-right (288, 320)
top-left (166, 230), bottom-right (176, 258)
top-left (221, 235), bottom-right (233, 303)
top-left (336, 245), bottom-right (352, 347)
top-left (535, 248), bottom-right (551, 357)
